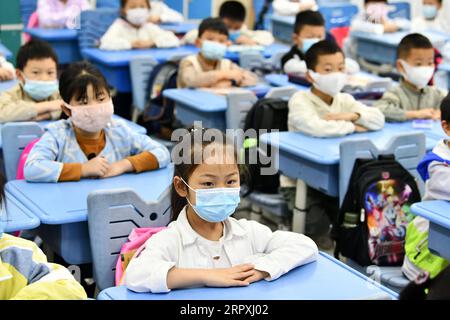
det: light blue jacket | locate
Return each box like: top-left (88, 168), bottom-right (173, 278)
top-left (24, 119), bottom-right (171, 182)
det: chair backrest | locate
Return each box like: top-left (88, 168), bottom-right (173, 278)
top-left (319, 3), bottom-right (359, 30)
top-left (1, 122), bottom-right (43, 181)
top-left (239, 51), bottom-right (265, 71)
top-left (339, 132), bottom-right (426, 206)
top-left (96, 0), bottom-right (120, 9)
top-left (129, 56), bottom-right (159, 113)
top-left (253, 0), bottom-right (274, 30)
top-left (78, 8), bottom-right (119, 55)
top-left (226, 91), bottom-right (258, 150)
top-left (20, 0), bottom-right (38, 26)
top-left (268, 50), bottom-right (288, 71)
top-left (87, 187), bottom-right (171, 291)
top-left (264, 86), bottom-right (297, 100)
top-left (388, 2), bottom-right (411, 20)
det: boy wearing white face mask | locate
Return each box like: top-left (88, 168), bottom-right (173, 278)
top-left (125, 128), bottom-right (318, 293)
top-left (24, 62), bottom-right (170, 183)
top-left (288, 40), bottom-right (385, 138)
top-left (177, 18), bottom-right (258, 89)
top-left (375, 33), bottom-right (447, 122)
top-left (99, 0), bottom-right (179, 51)
top-left (282, 10), bottom-right (360, 76)
top-left (0, 40), bottom-right (62, 123)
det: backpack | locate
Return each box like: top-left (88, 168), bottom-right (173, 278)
top-left (332, 155), bottom-right (421, 266)
top-left (242, 98), bottom-right (288, 194)
top-left (115, 226), bottom-right (167, 286)
top-left (16, 138), bottom-right (40, 180)
top-left (137, 61), bottom-right (179, 139)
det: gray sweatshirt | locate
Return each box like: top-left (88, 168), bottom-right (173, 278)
top-left (374, 79), bottom-right (447, 122)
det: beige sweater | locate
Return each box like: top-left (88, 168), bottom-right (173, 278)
top-left (374, 79), bottom-right (448, 122)
top-left (177, 54), bottom-right (258, 88)
top-left (0, 83), bottom-right (61, 123)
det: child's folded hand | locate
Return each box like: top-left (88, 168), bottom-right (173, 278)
top-left (235, 35), bottom-right (258, 46)
top-left (413, 108), bottom-right (436, 119)
top-left (36, 100), bottom-right (63, 115)
top-left (81, 156), bottom-right (110, 178)
top-left (102, 159), bottom-right (133, 179)
top-left (431, 109), bottom-right (441, 120)
top-left (226, 69), bottom-right (245, 84)
top-left (324, 112), bottom-right (359, 122)
top-left (203, 263), bottom-right (255, 287)
top-left (354, 124), bottom-right (369, 133)
top-left (0, 68), bottom-right (13, 81)
top-left (132, 40), bottom-right (154, 49)
top-left (242, 269), bottom-right (270, 284)
top-left (147, 15), bottom-right (161, 24)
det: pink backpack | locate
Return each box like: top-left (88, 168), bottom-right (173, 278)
top-left (115, 226), bottom-right (167, 286)
top-left (16, 138), bottom-right (40, 180)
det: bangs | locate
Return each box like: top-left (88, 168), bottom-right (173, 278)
top-left (69, 74), bottom-right (110, 102)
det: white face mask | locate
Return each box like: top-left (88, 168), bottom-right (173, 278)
top-left (126, 8), bottom-right (150, 26)
top-left (399, 60), bottom-right (434, 89)
top-left (308, 70), bottom-right (347, 97)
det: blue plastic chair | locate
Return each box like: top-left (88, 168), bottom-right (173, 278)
top-left (78, 8), bottom-right (119, 57)
top-left (319, 3), bottom-right (359, 30)
top-left (1, 122), bottom-right (43, 181)
top-left (129, 56), bottom-right (159, 120)
top-left (96, 0), bottom-right (120, 9)
top-left (388, 2), bottom-right (411, 20)
top-left (87, 187), bottom-right (171, 291)
top-left (339, 132), bottom-right (426, 292)
top-left (20, 0), bottom-right (38, 26)
top-left (253, 0), bottom-right (273, 30)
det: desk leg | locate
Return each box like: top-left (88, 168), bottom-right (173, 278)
top-left (292, 179), bottom-right (307, 234)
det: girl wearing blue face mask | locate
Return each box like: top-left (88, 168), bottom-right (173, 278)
top-left (413, 0), bottom-right (448, 33)
top-left (0, 39), bottom-right (62, 124)
top-left (125, 128), bottom-right (318, 293)
top-left (177, 18), bottom-right (258, 89)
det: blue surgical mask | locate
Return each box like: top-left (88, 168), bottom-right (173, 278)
top-left (229, 30), bottom-right (241, 43)
top-left (201, 40), bottom-right (227, 61)
top-left (182, 178), bottom-right (240, 223)
top-left (23, 77), bottom-right (59, 101)
top-left (422, 4), bottom-right (438, 20)
top-left (301, 38), bottom-right (321, 53)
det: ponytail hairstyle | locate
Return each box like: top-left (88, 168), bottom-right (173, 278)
top-left (170, 127), bottom-right (248, 221)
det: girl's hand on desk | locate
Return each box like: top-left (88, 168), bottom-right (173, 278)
top-left (354, 124), bottom-right (368, 133)
top-left (242, 269), bottom-right (270, 284)
top-left (0, 68), bottom-right (13, 81)
top-left (132, 40), bottom-right (154, 49)
top-left (324, 112), bottom-right (359, 122)
top-left (148, 15), bottom-right (161, 24)
top-left (102, 159), bottom-right (133, 178)
top-left (203, 264), bottom-right (255, 287)
top-left (81, 156), bottom-right (110, 178)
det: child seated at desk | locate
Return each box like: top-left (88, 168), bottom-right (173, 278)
top-left (146, 0), bottom-right (184, 24)
top-left (350, 0), bottom-right (410, 34)
top-left (0, 55), bottom-right (14, 82)
top-left (37, 0), bottom-right (91, 29)
top-left (374, 33), bottom-right (447, 122)
top-left (273, 0), bottom-right (318, 16)
top-left (181, 1), bottom-right (274, 46)
top-left (177, 18), bottom-right (258, 89)
top-left (0, 40), bottom-right (62, 123)
top-left (99, 0), bottom-right (180, 51)
top-left (412, 0), bottom-right (450, 34)
top-left (288, 40), bottom-right (385, 138)
top-left (0, 175), bottom-right (87, 300)
top-left (282, 10), bottom-right (360, 75)
top-left (23, 61), bottom-right (170, 182)
top-left (402, 95), bottom-right (450, 283)
top-left (124, 128), bottom-right (318, 293)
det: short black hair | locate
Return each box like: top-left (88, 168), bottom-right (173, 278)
top-left (365, 0), bottom-right (387, 4)
top-left (219, 1), bottom-right (246, 22)
top-left (441, 93), bottom-right (450, 123)
top-left (59, 61), bottom-right (110, 104)
top-left (120, 0), bottom-right (149, 8)
top-left (293, 10), bottom-right (325, 34)
top-left (397, 33), bottom-right (433, 60)
top-left (16, 39), bottom-right (58, 71)
top-left (305, 40), bottom-right (344, 70)
top-left (198, 17), bottom-right (229, 38)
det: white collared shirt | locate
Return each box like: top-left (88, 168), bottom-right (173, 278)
top-left (125, 206), bottom-right (318, 293)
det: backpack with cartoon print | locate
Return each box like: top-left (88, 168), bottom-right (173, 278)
top-left (332, 155), bottom-right (421, 266)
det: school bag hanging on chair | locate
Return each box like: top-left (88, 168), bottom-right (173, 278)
top-left (332, 155), bottom-right (421, 266)
top-left (242, 97), bottom-right (288, 195)
top-left (137, 61), bottom-right (180, 140)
